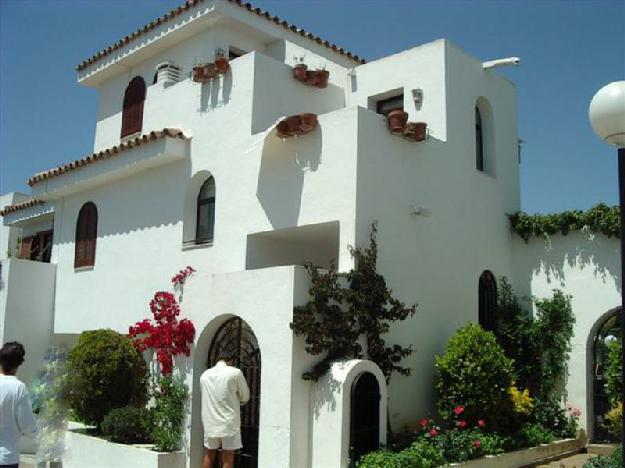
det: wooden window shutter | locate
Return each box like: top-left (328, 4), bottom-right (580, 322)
top-left (75, 202), bottom-right (98, 268)
top-left (20, 236), bottom-right (33, 259)
top-left (121, 77), bottom-right (146, 138)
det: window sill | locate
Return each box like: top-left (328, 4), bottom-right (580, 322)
top-left (74, 265), bottom-right (94, 272)
top-left (182, 241), bottom-right (213, 251)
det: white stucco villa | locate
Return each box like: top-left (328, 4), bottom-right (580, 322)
top-left (0, 1), bottom-right (620, 467)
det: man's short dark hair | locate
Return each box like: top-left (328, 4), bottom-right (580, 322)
top-left (0, 342), bottom-right (25, 372)
top-left (218, 350), bottom-right (236, 364)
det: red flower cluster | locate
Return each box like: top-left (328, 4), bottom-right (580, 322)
top-left (417, 418), bottom-right (441, 439)
top-left (129, 291), bottom-right (195, 375)
top-left (171, 266), bottom-right (196, 288)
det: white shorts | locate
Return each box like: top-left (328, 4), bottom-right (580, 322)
top-left (204, 431), bottom-right (242, 450)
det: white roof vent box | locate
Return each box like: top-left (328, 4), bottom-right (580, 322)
top-left (154, 61), bottom-right (182, 86)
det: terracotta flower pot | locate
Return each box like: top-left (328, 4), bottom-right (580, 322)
top-left (404, 122), bottom-right (427, 142)
top-left (388, 110), bottom-right (408, 134)
top-left (193, 64), bottom-right (216, 83)
top-left (277, 115), bottom-right (303, 138)
top-left (293, 63), bottom-right (308, 82)
top-left (215, 57), bottom-right (230, 75)
top-left (308, 70), bottom-right (329, 88)
top-left (299, 113), bottom-right (318, 134)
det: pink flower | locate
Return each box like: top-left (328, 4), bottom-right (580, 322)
top-left (473, 440), bottom-right (481, 449)
top-left (477, 419), bottom-right (486, 428)
top-left (457, 420), bottom-right (467, 428)
top-left (420, 418), bottom-right (428, 428)
top-left (454, 405), bottom-right (465, 415)
top-left (430, 428), bottom-right (439, 436)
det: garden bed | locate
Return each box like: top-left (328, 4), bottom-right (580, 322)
top-left (63, 427), bottom-right (185, 468)
top-left (449, 438), bottom-right (583, 468)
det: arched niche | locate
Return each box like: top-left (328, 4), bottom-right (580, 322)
top-left (310, 359), bottom-right (387, 468)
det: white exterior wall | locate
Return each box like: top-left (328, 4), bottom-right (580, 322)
top-left (351, 41), bottom-right (520, 431)
top-left (512, 232), bottom-right (621, 437)
top-left (53, 51), bottom-right (359, 335)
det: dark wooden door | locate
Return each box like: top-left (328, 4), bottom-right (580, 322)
top-left (350, 372), bottom-right (380, 464)
top-left (208, 317), bottom-right (261, 468)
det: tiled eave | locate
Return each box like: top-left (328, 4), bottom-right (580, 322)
top-left (0, 199), bottom-right (45, 217)
top-left (1, 200), bottom-right (54, 227)
top-left (28, 128), bottom-right (189, 187)
top-left (28, 128), bottom-right (191, 200)
top-left (76, 0), bottom-right (365, 73)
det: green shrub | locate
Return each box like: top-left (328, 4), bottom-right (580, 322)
top-left (584, 446), bottom-right (623, 468)
top-left (435, 323), bottom-right (515, 430)
top-left (402, 440), bottom-right (446, 467)
top-left (356, 449), bottom-right (417, 468)
top-left (605, 339), bottom-right (622, 406)
top-left (356, 440), bottom-right (445, 468)
top-left (530, 396), bottom-right (569, 437)
top-left (101, 406), bottom-right (153, 444)
top-left (67, 329), bottom-right (148, 427)
top-left (514, 423), bottom-right (554, 448)
top-left (151, 375), bottom-right (188, 452)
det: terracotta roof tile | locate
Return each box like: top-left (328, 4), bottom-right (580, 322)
top-left (1, 199), bottom-right (46, 217)
top-left (76, 0), bottom-right (365, 72)
top-left (28, 128), bottom-right (189, 187)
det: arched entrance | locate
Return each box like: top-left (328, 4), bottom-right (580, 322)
top-left (208, 317), bottom-right (261, 468)
top-left (349, 372), bottom-right (380, 463)
top-left (590, 308), bottom-right (621, 442)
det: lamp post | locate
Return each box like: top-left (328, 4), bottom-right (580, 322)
top-left (589, 81), bottom-right (625, 451)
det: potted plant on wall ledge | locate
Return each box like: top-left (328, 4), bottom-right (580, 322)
top-left (292, 57), bottom-right (330, 89)
top-left (214, 49), bottom-right (230, 75)
top-left (276, 113), bottom-right (319, 139)
top-left (192, 61), bottom-right (216, 83)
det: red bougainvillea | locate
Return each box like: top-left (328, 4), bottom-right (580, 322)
top-left (129, 291), bottom-right (195, 375)
top-left (171, 266), bottom-right (196, 288)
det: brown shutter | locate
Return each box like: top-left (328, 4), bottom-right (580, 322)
top-left (121, 77), bottom-right (146, 138)
top-left (75, 202), bottom-right (98, 268)
top-left (20, 236), bottom-right (33, 259)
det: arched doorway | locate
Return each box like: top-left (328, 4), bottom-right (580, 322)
top-left (590, 308), bottom-right (621, 442)
top-left (349, 372), bottom-right (380, 463)
top-left (208, 317), bottom-right (261, 468)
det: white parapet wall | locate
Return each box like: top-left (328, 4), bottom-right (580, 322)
top-left (512, 231), bottom-right (621, 438)
top-left (310, 359), bottom-right (387, 468)
top-left (64, 430), bottom-right (185, 468)
top-left (1, 258), bottom-right (56, 387)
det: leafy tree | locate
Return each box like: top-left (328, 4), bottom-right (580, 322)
top-left (290, 224), bottom-right (416, 382)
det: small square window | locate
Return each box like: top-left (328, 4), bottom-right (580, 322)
top-left (376, 94), bottom-right (404, 117)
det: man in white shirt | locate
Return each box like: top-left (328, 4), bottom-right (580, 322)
top-left (0, 342), bottom-right (37, 468)
top-left (200, 352), bottom-right (250, 468)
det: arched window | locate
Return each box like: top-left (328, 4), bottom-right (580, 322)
top-left (475, 106), bottom-right (484, 171)
top-left (196, 177), bottom-right (215, 243)
top-left (75, 202), bottom-right (98, 268)
top-left (121, 76), bottom-right (146, 138)
top-left (478, 271), bottom-right (497, 331)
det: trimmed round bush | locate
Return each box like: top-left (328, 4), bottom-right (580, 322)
top-left (435, 323), bottom-right (515, 430)
top-left (68, 329), bottom-right (148, 427)
top-left (101, 405), bottom-right (153, 444)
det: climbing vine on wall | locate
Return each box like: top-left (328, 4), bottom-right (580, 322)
top-left (290, 223), bottom-right (416, 382)
top-left (509, 203), bottom-right (620, 242)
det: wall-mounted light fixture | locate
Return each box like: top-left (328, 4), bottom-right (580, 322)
top-left (412, 88), bottom-right (424, 110)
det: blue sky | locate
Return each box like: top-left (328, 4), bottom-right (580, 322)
top-left (0, 0), bottom-right (623, 213)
